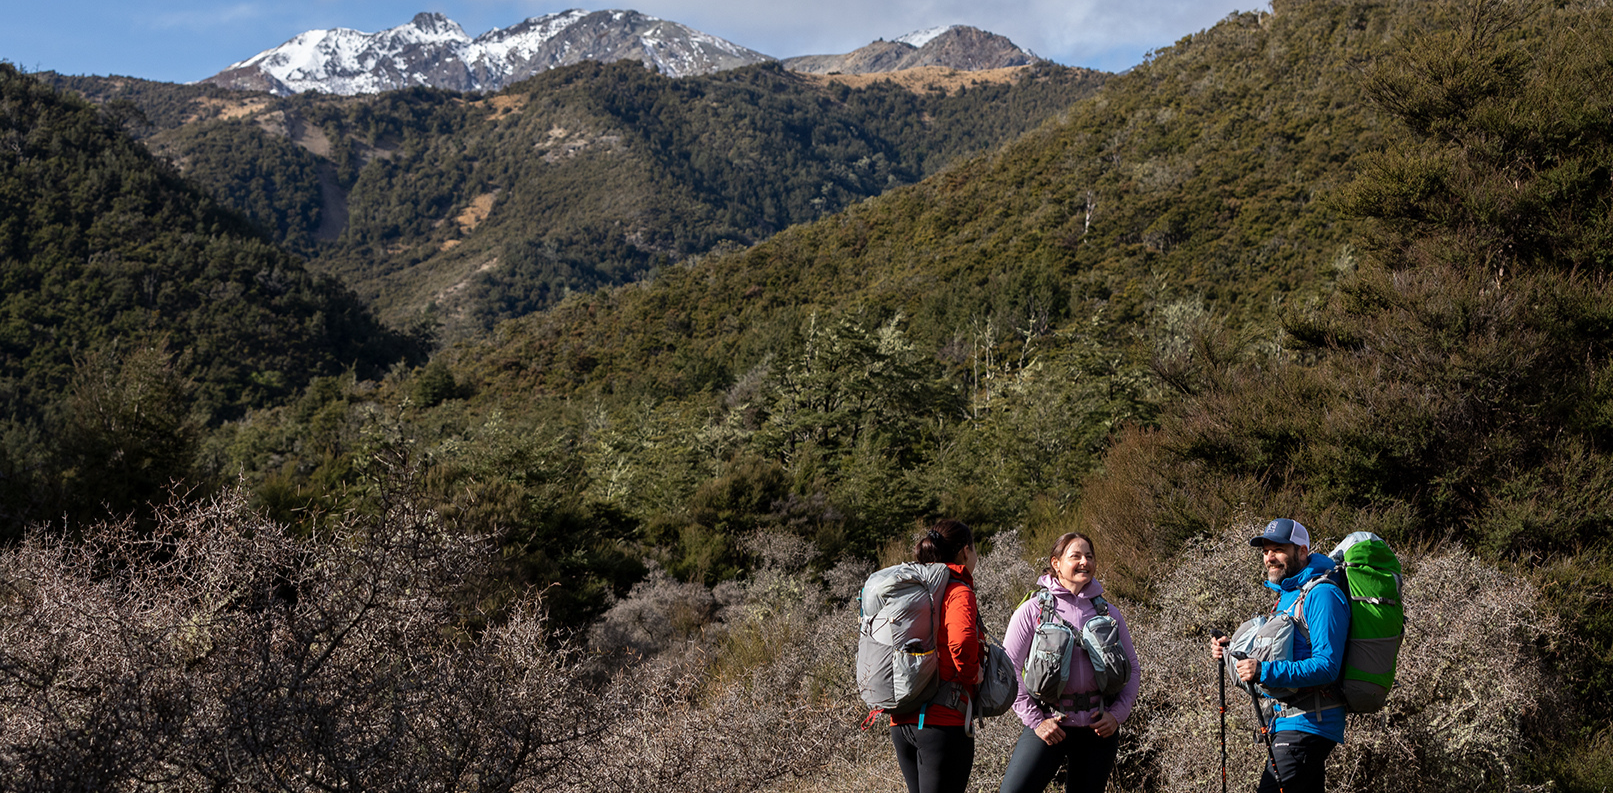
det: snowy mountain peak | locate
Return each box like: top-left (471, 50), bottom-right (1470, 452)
top-left (408, 11), bottom-right (467, 38)
top-left (203, 8), bottom-right (772, 96)
top-left (896, 26), bottom-right (955, 48)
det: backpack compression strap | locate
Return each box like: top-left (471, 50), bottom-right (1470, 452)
top-left (1339, 561), bottom-right (1401, 605)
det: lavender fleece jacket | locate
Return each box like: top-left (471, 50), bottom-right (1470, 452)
top-left (1001, 574), bottom-right (1141, 729)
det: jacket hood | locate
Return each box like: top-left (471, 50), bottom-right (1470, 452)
top-left (1037, 572), bottom-right (1105, 599)
top-left (1265, 552), bottom-right (1337, 593)
top-left (947, 562), bottom-right (975, 585)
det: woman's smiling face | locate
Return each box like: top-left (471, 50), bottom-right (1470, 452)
top-left (1051, 536), bottom-right (1095, 592)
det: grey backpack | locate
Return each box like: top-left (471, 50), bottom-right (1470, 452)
top-left (856, 562), bottom-right (1016, 728)
top-left (974, 628), bottom-right (1018, 719)
top-left (1224, 610), bottom-right (1302, 702)
top-left (1021, 589), bottom-right (1130, 710)
top-left (1225, 575), bottom-right (1345, 718)
top-left (1082, 598), bottom-right (1130, 702)
top-left (856, 562), bottom-right (956, 715)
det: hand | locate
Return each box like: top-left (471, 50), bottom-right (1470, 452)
top-left (1091, 711), bottom-right (1119, 738)
top-left (1236, 658), bottom-right (1261, 683)
top-left (1033, 717), bottom-right (1066, 745)
top-left (975, 665), bottom-right (985, 685)
top-left (1210, 634), bottom-right (1229, 660)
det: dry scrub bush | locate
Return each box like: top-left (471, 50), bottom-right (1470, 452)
top-left (572, 530), bottom-right (875, 792)
top-left (6, 483), bottom-right (1555, 793)
top-left (0, 484), bottom-right (598, 791)
top-left (1118, 518), bottom-right (1565, 793)
top-left (589, 563), bottom-right (717, 656)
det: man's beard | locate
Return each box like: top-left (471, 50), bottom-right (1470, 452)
top-left (1267, 550), bottom-right (1306, 583)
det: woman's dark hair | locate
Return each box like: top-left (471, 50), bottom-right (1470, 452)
top-left (915, 519), bottom-right (974, 564)
top-left (1042, 532), bottom-right (1095, 576)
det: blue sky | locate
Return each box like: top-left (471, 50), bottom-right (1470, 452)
top-left (3, 0), bottom-right (1261, 84)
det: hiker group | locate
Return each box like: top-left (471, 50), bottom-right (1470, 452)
top-left (857, 517), bottom-right (1404, 793)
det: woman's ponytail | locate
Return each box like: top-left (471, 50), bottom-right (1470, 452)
top-left (914, 519), bottom-right (974, 564)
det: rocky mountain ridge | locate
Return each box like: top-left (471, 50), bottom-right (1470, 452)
top-left (201, 9), bottom-right (771, 95)
top-left (201, 11), bottom-right (1041, 96)
top-left (780, 26), bottom-right (1038, 74)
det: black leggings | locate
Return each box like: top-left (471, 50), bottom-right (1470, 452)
top-left (892, 723), bottom-right (975, 793)
top-left (1256, 731), bottom-right (1336, 793)
top-left (997, 724), bottom-right (1119, 793)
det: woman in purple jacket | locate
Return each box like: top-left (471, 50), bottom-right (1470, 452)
top-left (998, 532), bottom-right (1141, 793)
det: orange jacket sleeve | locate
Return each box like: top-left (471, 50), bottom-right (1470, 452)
top-left (939, 577), bottom-right (981, 686)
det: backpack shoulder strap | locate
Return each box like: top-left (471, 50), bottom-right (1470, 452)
top-left (1090, 594), bottom-right (1111, 617)
top-left (1291, 573), bottom-right (1343, 634)
top-left (1035, 587), bottom-right (1084, 635)
top-left (1036, 587), bottom-right (1061, 624)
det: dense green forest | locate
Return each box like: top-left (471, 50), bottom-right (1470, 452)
top-left (0, 63), bottom-right (421, 531)
top-left (44, 61), bottom-right (1109, 338)
top-left (4, 0), bottom-right (1612, 788)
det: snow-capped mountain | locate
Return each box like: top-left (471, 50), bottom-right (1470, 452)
top-left (202, 9), bottom-right (772, 96)
top-left (781, 26), bottom-right (1038, 74)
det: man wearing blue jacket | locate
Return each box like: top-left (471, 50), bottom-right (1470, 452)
top-left (1211, 518), bottom-right (1348, 793)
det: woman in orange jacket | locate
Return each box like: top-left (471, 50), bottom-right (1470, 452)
top-left (890, 519), bottom-right (983, 793)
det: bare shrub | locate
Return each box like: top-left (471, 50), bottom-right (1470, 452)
top-left (7, 486), bottom-right (1553, 793)
top-left (0, 484), bottom-right (599, 791)
top-left (567, 530), bottom-right (869, 792)
top-left (1118, 518), bottom-right (1566, 793)
top-left (588, 562), bottom-right (717, 656)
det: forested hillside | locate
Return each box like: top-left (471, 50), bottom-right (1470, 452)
top-left (45, 61), bottom-right (1108, 338)
top-left (206, 0), bottom-right (1405, 622)
top-left (0, 64), bottom-right (420, 531)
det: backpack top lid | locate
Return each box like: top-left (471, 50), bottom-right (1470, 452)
top-left (1328, 531), bottom-right (1400, 572)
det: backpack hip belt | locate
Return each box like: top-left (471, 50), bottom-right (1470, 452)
top-left (928, 678), bottom-right (970, 714)
top-left (1276, 685), bottom-right (1344, 719)
top-left (1050, 691), bottom-right (1102, 712)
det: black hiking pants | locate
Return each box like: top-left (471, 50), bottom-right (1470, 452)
top-left (892, 723), bottom-right (974, 793)
top-left (1256, 730), bottom-right (1336, 793)
top-left (997, 724), bottom-right (1119, 793)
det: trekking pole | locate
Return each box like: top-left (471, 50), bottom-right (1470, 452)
top-left (1230, 650), bottom-right (1286, 793)
top-left (1211, 629), bottom-right (1227, 793)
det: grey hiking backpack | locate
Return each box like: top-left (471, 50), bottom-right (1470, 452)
top-left (1224, 605), bottom-right (1306, 703)
top-left (857, 562), bottom-right (954, 715)
top-left (1082, 599), bottom-right (1130, 702)
top-left (975, 629), bottom-right (1018, 719)
top-left (856, 562), bottom-right (1016, 728)
top-left (1020, 589), bottom-right (1130, 712)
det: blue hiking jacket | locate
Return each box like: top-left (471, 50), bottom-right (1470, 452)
top-left (1260, 552), bottom-right (1348, 743)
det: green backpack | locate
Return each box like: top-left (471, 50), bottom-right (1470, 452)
top-left (1327, 532), bottom-right (1404, 713)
